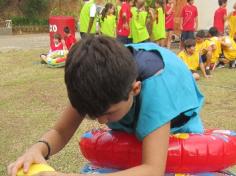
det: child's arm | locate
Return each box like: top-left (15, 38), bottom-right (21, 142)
top-left (199, 62), bottom-right (208, 78)
top-left (98, 122), bottom-right (170, 176)
top-left (87, 4), bottom-right (97, 33)
top-left (194, 16), bottom-right (198, 31)
top-left (87, 17), bottom-right (95, 33)
top-left (24, 123), bottom-right (170, 176)
top-left (8, 105), bottom-right (83, 176)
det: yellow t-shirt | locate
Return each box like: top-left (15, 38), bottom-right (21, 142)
top-left (209, 37), bottom-right (221, 64)
top-left (195, 40), bottom-right (211, 55)
top-left (222, 36), bottom-right (236, 61)
top-left (178, 50), bottom-right (200, 71)
top-left (228, 12), bottom-right (236, 39)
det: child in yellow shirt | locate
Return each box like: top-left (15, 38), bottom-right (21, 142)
top-left (195, 30), bottom-right (212, 75)
top-left (220, 35), bottom-right (236, 68)
top-left (178, 39), bottom-right (209, 80)
top-left (208, 27), bottom-right (223, 70)
top-left (227, 2), bottom-right (236, 41)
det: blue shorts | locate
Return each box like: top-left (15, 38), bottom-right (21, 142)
top-left (181, 31), bottom-right (195, 41)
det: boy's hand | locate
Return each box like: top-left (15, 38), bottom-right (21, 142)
top-left (7, 144), bottom-right (47, 176)
top-left (204, 74), bottom-right (212, 79)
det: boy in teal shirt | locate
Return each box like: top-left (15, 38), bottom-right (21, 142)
top-left (8, 36), bottom-right (204, 176)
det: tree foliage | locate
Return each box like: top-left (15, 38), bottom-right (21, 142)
top-left (20, 0), bottom-right (49, 18)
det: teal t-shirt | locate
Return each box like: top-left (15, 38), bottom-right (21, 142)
top-left (108, 43), bottom-right (204, 140)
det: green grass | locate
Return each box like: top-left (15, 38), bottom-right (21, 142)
top-left (0, 49), bottom-right (236, 175)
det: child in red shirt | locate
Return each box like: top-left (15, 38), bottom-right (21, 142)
top-left (63, 26), bottom-right (77, 50)
top-left (116, 0), bottom-right (132, 44)
top-left (214, 0), bottom-right (227, 35)
top-left (180, 0), bottom-right (198, 49)
top-left (165, 0), bottom-right (175, 49)
top-left (40, 33), bottom-right (64, 63)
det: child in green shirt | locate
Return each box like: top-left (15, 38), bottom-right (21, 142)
top-left (130, 0), bottom-right (150, 43)
top-left (100, 3), bottom-right (116, 38)
top-left (150, 0), bottom-right (166, 46)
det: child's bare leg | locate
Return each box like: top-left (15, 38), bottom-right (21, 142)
top-left (192, 72), bottom-right (200, 81)
top-left (166, 31), bottom-right (173, 49)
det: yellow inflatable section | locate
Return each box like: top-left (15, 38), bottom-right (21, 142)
top-left (17, 163), bottom-right (55, 176)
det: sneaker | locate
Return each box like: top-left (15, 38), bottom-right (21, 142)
top-left (229, 61), bottom-right (236, 69)
top-left (216, 63), bottom-right (225, 68)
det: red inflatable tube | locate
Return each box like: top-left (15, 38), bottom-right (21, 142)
top-left (55, 57), bottom-right (65, 63)
top-left (79, 129), bottom-right (236, 173)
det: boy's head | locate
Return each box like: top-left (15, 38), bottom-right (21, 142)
top-left (53, 33), bottom-right (62, 44)
top-left (234, 2), bottom-right (236, 10)
top-left (208, 27), bottom-right (219, 37)
top-left (195, 30), bottom-right (206, 43)
top-left (218, 0), bottom-right (227, 7)
top-left (65, 36), bottom-right (140, 122)
top-left (184, 39), bottom-right (196, 55)
top-left (63, 26), bottom-right (70, 35)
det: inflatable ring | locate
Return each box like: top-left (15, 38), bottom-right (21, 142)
top-left (79, 129), bottom-right (236, 173)
top-left (45, 50), bottom-right (68, 68)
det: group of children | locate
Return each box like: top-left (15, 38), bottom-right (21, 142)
top-left (79, 0), bottom-right (175, 47)
top-left (178, 0), bottom-right (236, 80)
top-left (40, 26), bottom-right (76, 64)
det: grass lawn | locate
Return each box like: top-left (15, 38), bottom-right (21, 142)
top-left (0, 48), bottom-right (236, 175)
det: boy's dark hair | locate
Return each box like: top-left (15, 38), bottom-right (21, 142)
top-left (208, 27), bottom-right (219, 37)
top-left (187, 0), bottom-right (193, 3)
top-left (184, 39), bottom-right (196, 49)
top-left (196, 30), bottom-right (206, 38)
top-left (53, 33), bottom-right (62, 40)
top-left (65, 36), bottom-right (138, 118)
top-left (63, 26), bottom-right (70, 34)
top-left (218, 0), bottom-right (227, 6)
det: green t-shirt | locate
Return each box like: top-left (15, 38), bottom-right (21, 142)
top-left (79, 1), bottom-right (96, 33)
top-left (151, 7), bottom-right (166, 41)
top-left (100, 15), bottom-right (116, 38)
top-left (116, 5), bottom-right (121, 20)
top-left (130, 7), bottom-right (149, 43)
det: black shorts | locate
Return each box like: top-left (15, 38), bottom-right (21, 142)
top-left (181, 31), bottom-right (195, 41)
top-left (116, 35), bottom-right (132, 45)
top-left (201, 54), bottom-right (207, 63)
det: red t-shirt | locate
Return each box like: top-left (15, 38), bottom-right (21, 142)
top-left (65, 34), bottom-right (76, 50)
top-left (165, 3), bottom-right (174, 30)
top-left (214, 7), bottom-right (227, 33)
top-left (233, 11), bottom-right (236, 16)
top-left (51, 42), bottom-right (63, 52)
top-left (117, 2), bottom-right (132, 37)
top-left (181, 4), bottom-right (198, 32)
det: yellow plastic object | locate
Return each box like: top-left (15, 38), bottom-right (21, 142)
top-left (173, 133), bottom-right (190, 140)
top-left (17, 163), bottom-right (55, 176)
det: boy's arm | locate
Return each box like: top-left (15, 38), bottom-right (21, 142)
top-left (98, 123), bottom-right (170, 176)
top-left (87, 4), bottom-right (97, 33)
top-left (32, 122), bottom-right (170, 176)
top-left (195, 16), bottom-right (198, 31)
top-left (40, 105), bottom-right (83, 155)
top-left (8, 104), bottom-right (83, 176)
top-left (199, 62), bottom-right (208, 78)
top-left (87, 17), bottom-right (95, 33)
